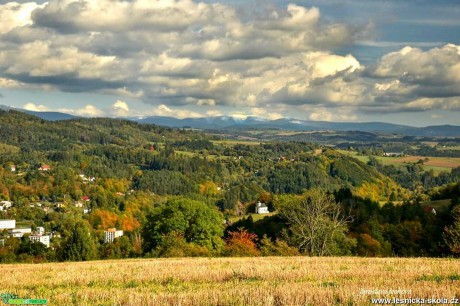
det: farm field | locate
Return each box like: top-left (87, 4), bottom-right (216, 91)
top-left (337, 150), bottom-right (460, 174)
top-left (212, 140), bottom-right (262, 146)
top-left (1, 257), bottom-right (459, 306)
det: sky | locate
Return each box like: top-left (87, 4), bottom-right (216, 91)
top-left (0, 0), bottom-right (459, 126)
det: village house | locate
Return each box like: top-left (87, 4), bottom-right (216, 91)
top-left (38, 164), bottom-right (51, 171)
top-left (383, 152), bottom-right (404, 157)
top-left (423, 206), bottom-right (437, 215)
top-left (9, 227), bottom-right (32, 238)
top-left (36, 227), bottom-right (45, 235)
top-left (255, 201), bottom-right (269, 214)
top-left (50, 231), bottom-right (61, 238)
top-left (104, 228), bottom-right (123, 243)
top-left (0, 200), bottom-right (12, 211)
top-left (54, 203), bottom-right (65, 208)
top-left (79, 174), bottom-right (96, 182)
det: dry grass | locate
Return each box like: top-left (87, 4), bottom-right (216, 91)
top-left (1, 257), bottom-right (459, 305)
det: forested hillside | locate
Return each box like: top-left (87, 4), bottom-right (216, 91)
top-left (0, 110), bottom-right (459, 262)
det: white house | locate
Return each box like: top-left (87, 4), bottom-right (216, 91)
top-left (0, 201), bottom-right (12, 211)
top-left (383, 152), bottom-right (404, 157)
top-left (0, 219), bottom-right (16, 230)
top-left (29, 235), bottom-right (50, 248)
top-left (255, 201), bottom-right (269, 214)
top-left (36, 227), bottom-right (45, 235)
top-left (80, 174), bottom-right (96, 182)
top-left (104, 228), bottom-right (123, 243)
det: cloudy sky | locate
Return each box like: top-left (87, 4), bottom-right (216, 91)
top-left (0, 0), bottom-right (459, 126)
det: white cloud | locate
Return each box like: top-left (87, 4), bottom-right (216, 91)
top-left (309, 109), bottom-right (333, 121)
top-left (366, 44), bottom-right (460, 112)
top-left (149, 104), bottom-right (202, 118)
top-left (100, 88), bottom-right (144, 99)
top-left (308, 107), bottom-right (358, 122)
top-left (109, 100), bottom-right (130, 117)
top-left (206, 110), bottom-right (223, 117)
top-left (0, 2), bottom-right (44, 34)
top-left (404, 98), bottom-right (460, 112)
top-left (0, 77), bottom-right (24, 89)
top-left (0, 1), bottom-right (459, 118)
top-left (62, 104), bottom-right (104, 117)
top-left (113, 100), bottom-right (129, 112)
top-left (23, 102), bottom-right (50, 112)
top-left (250, 107), bottom-right (283, 120)
top-left (1, 41), bottom-right (120, 80)
top-left (370, 44), bottom-right (460, 83)
top-left (0, 1), bottom-right (358, 108)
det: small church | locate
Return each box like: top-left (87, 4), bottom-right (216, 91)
top-left (255, 201), bottom-right (269, 214)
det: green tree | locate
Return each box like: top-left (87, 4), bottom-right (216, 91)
top-left (149, 233), bottom-right (212, 257)
top-left (142, 198), bottom-right (224, 255)
top-left (59, 221), bottom-right (97, 261)
top-left (259, 235), bottom-right (300, 256)
top-left (18, 237), bottom-right (48, 258)
top-left (100, 236), bottom-right (134, 259)
top-left (443, 205), bottom-right (460, 255)
top-left (278, 189), bottom-right (351, 256)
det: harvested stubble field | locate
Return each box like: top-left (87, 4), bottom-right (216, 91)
top-left (1, 257), bottom-right (459, 306)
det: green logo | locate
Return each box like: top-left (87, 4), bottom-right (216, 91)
top-left (1, 293), bottom-right (47, 305)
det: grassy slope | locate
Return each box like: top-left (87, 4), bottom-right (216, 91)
top-left (229, 212), bottom-right (278, 223)
top-left (421, 199), bottom-right (452, 213)
top-left (1, 257), bottom-right (459, 306)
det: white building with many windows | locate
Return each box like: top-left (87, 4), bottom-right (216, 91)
top-left (29, 235), bottom-right (50, 248)
top-left (104, 228), bottom-right (123, 243)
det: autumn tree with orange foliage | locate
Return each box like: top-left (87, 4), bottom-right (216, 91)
top-left (199, 181), bottom-right (219, 197)
top-left (120, 213), bottom-right (140, 232)
top-left (89, 209), bottom-right (119, 230)
top-left (223, 228), bottom-right (260, 257)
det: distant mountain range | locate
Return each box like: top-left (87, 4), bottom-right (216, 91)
top-left (0, 105), bottom-right (77, 121)
top-left (1, 105), bottom-right (460, 137)
top-left (127, 116), bottom-right (460, 137)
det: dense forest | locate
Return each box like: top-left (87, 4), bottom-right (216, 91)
top-left (0, 110), bottom-right (459, 262)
